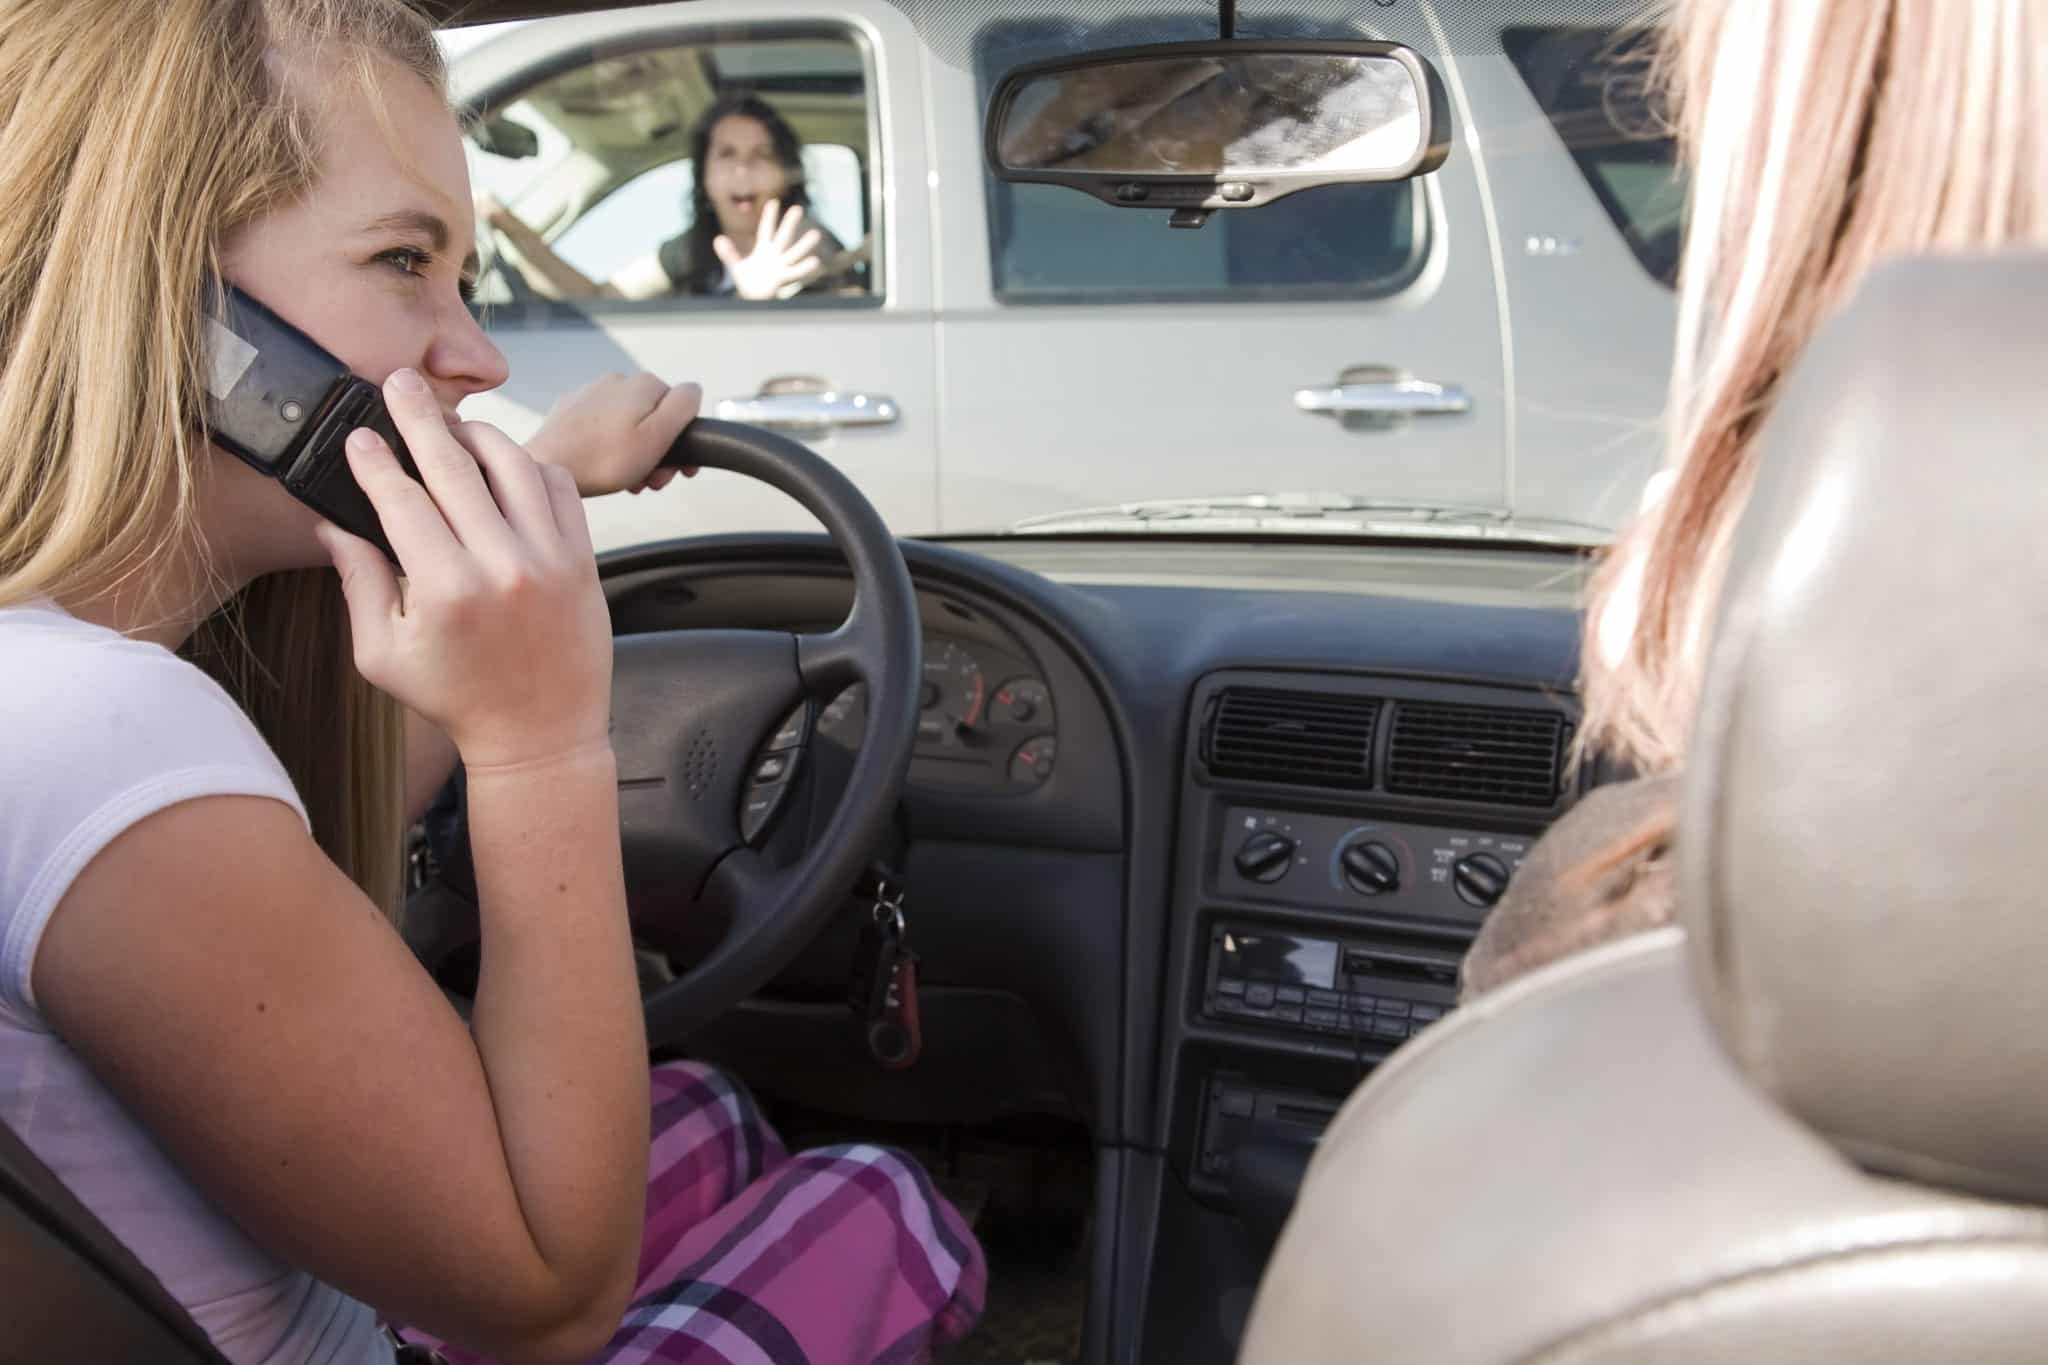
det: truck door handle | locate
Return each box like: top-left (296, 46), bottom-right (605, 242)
top-left (1293, 379), bottom-right (1471, 417)
top-left (712, 389), bottom-right (901, 433)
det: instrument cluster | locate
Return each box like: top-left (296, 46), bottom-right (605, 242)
top-left (815, 636), bottom-right (1060, 793)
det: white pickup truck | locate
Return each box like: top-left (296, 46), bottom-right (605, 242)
top-left (447, 0), bottom-right (1676, 552)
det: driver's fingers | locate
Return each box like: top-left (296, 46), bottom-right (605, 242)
top-left (759, 199), bottom-right (784, 248)
top-left (712, 234), bottom-right (742, 270)
top-left (450, 420), bottom-right (559, 547)
top-left (640, 380), bottom-right (703, 452)
top-left (315, 520), bottom-right (400, 662)
top-left (541, 463), bottom-right (594, 559)
top-left (381, 370), bottom-right (519, 557)
top-left (340, 426), bottom-right (467, 584)
top-left (623, 370), bottom-right (671, 418)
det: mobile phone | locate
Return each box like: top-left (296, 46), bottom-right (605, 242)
top-left (201, 281), bottom-right (419, 561)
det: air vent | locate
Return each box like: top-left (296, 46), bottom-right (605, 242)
top-left (1203, 687), bottom-right (1379, 790)
top-left (1385, 701), bottom-right (1565, 807)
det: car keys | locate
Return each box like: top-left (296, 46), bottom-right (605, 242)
top-left (849, 874), bottom-right (923, 1070)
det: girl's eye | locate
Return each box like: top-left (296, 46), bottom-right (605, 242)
top-left (379, 247), bottom-right (477, 305)
top-left (379, 246), bottom-right (430, 277)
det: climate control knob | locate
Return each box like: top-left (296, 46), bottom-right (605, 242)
top-left (1454, 852), bottom-right (1512, 908)
top-left (1234, 831), bottom-right (1298, 884)
top-left (1339, 841), bottom-right (1400, 896)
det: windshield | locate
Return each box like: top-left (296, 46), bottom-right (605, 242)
top-left (439, 1), bottom-right (1676, 553)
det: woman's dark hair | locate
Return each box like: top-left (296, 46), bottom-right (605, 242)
top-left (674, 91), bottom-right (809, 295)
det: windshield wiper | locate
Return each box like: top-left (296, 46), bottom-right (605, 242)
top-left (997, 493), bottom-right (1608, 545)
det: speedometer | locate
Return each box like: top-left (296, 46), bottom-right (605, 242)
top-left (921, 641), bottom-right (988, 742)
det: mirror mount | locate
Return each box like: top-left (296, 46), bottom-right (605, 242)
top-left (985, 39), bottom-right (1452, 222)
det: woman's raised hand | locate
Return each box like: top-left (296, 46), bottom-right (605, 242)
top-left (714, 198), bottom-right (825, 301)
top-left (314, 367), bottom-right (614, 770)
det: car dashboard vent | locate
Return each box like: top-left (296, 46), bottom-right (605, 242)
top-left (1203, 687), bottom-right (1379, 790)
top-left (1385, 700), bottom-right (1566, 807)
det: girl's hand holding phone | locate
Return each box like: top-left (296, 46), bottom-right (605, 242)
top-left (315, 367), bottom-right (614, 771)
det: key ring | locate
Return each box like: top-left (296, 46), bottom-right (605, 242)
top-left (870, 880), bottom-right (906, 938)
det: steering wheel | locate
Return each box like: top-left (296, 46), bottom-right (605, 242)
top-left (407, 418), bottom-right (921, 1047)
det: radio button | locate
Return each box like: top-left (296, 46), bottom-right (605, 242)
top-left (1273, 1005), bottom-right (1305, 1024)
top-left (1376, 999), bottom-right (1411, 1018)
top-left (1276, 986), bottom-right (1306, 1005)
top-left (1305, 1007), bottom-right (1342, 1029)
top-left (1373, 1017), bottom-right (1411, 1041)
top-left (1245, 984), bottom-right (1278, 1009)
top-left (1308, 989), bottom-right (1345, 1008)
top-left (1217, 978), bottom-right (1246, 997)
top-left (1412, 1004), bottom-right (1446, 1024)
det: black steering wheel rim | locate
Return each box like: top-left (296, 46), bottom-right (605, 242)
top-left (409, 418), bottom-right (920, 1047)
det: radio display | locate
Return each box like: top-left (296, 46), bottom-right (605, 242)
top-left (1219, 931), bottom-right (1339, 990)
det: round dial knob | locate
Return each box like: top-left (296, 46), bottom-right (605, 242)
top-left (1340, 841), bottom-right (1400, 895)
top-left (1454, 852), bottom-right (1512, 908)
top-left (1234, 831), bottom-right (1298, 884)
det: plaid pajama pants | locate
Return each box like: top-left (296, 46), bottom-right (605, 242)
top-left (400, 1060), bottom-right (986, 1364)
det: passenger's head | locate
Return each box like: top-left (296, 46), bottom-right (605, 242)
top-left (679, 91), bottom-right (810, 284)
top-left (0, 0), bottom-right (483, 913)
top-left (1579, 0), bottom-right (2048, 773)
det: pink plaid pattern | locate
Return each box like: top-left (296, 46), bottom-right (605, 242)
top-left (402, 1061), bottom-right (985, 1364)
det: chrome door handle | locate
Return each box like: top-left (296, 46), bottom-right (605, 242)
top-left (711, 390), bottom-right (900, 433)
top-left (1293, 379), bottom-right (1471, 417)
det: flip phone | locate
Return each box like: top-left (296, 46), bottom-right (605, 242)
top-left (202, 282), bottom-right (418, 561)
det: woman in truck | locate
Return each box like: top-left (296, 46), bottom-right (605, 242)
top-left (1461, 0), bottom-right (2048, 999)
top-left (0, 1), bottom-right (982, 1362)
top-left (481, 90), bottom-right (860, 304)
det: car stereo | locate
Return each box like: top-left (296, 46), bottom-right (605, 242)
top-left (1201, 922), bottom-right (1460, 1046)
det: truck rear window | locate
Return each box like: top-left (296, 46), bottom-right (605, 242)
top-left (987, 178), bottom-right (1426, 303)
top-left (1502, 24), bottom-right (1684, 288)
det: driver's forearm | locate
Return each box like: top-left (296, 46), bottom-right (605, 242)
top-left (464, 746), bottom-right (648, 1323)
top-left (489, 211), bottom-right (614, 301)
top-left (405, 708), bottom-right (461, 825)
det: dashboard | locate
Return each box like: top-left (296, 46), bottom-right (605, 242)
top-left (593, 530), bottom-right (1596, 1365)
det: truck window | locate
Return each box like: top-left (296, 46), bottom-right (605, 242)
top-left (465, 30), bottom-right (879, 309)
top-left (1501, 24), bottom-right (1684, 288)
top-left (551, 144), bottom-right (868, 284)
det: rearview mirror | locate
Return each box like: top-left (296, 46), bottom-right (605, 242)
top-left (985, 40), bottom-right (1451, 218)
top-left (472, 113), bottom-right (541, 160)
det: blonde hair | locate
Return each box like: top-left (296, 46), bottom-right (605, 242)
top-left (0, 0), bottom-right (444, 914)
top-left (1578, 0), bottom-right (2048, 774)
